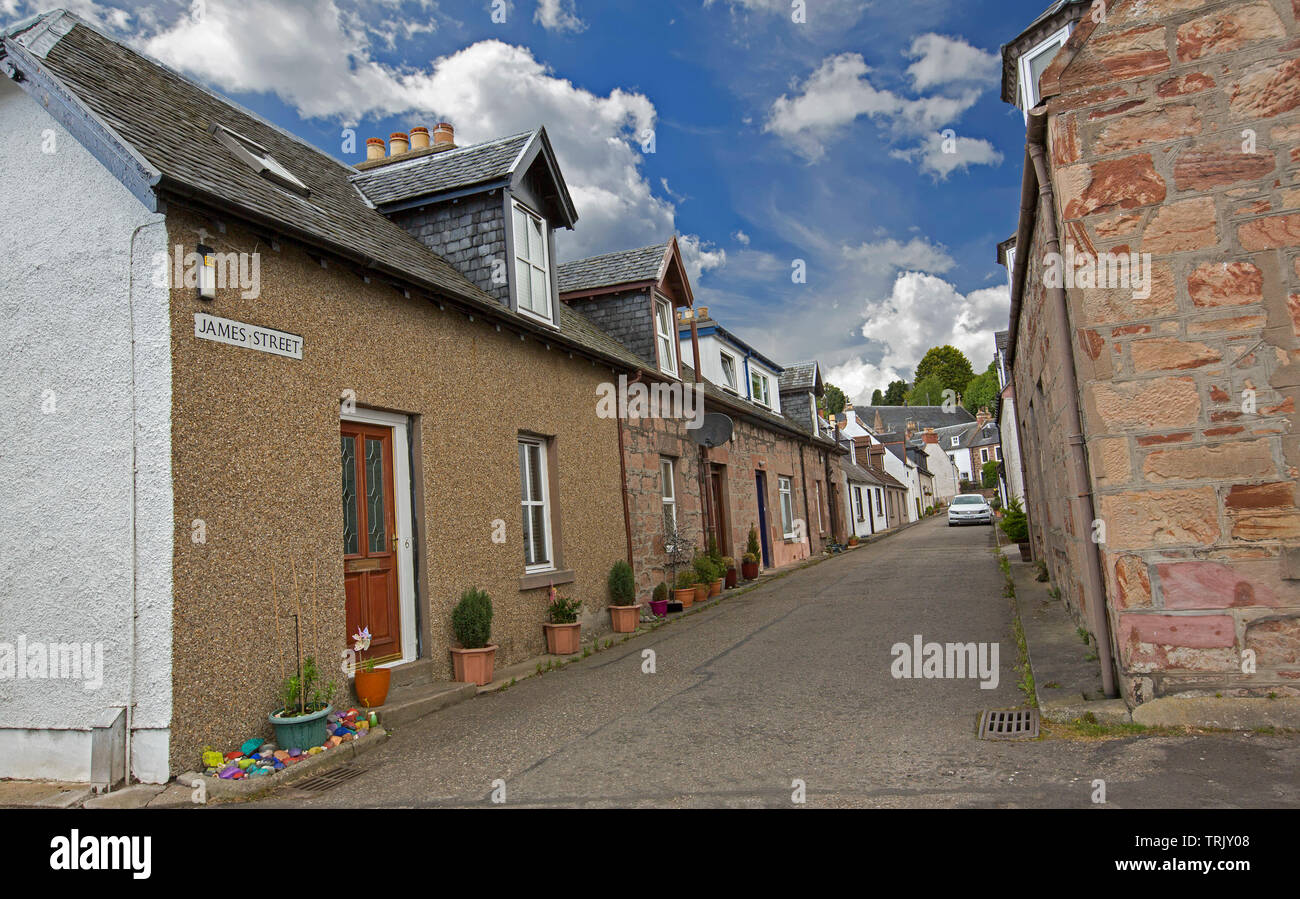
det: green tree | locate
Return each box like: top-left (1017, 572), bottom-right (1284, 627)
top-left (819, 382), bottom-right (847, 416)
top-left (963, 360), bottom-right (1000, 413)
top-left (881, 380), bottom-right (909, 405)
top-left (906, 375), bottom-right (947, 406)
top-left (871, 388), bottom-right (884, 406)
top-left (913, 346), bottom-right (975, 399)
top-left (981, 459), bottom-right (999, 488)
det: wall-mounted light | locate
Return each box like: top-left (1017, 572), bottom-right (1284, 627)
top-left (197, 244), bottom-right (216, 300)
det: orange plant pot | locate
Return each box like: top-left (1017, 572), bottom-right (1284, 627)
top-left (709, 578), bottom-right (722, 597)
top-left (694, 584), bottom-right (708, 604)
top-left (543, 622), bottom-right (582, 655)
top-left (674, 587), bottom-right (694, 608)
top-left (450, 645), bottom-right (497, 686)
top-left (609, 605), bottom-right (640, 633)
top-left (353, 667), bottom-right (391, 708)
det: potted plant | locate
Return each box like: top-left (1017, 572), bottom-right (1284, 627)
top-left (848, 536), bottom-right (859, 547)
top-left (694, 554), bottom-right (720, 598)
top-left (350, 627), bottom-right (402, 708)
top-left (543, 586), bottom-right (582, 654)
top-left (722, 556), bottom-right (737, 589)
top-left (674, 569), bottom-right (697, 608)
top-left (705, 540), bottom-right (726, 596)
top-left (741, 525), bottom-right (761, 579)
top-left (649, 581), bottom-right (670, 617)
top-left (999, 497), bottom-right (1032, 561)
top-left (607, 560), bottom-right (639, 633)
top-left (449, 587), bottom-right (496, 685)
top-left (269, 655), bottom-right (336, 752)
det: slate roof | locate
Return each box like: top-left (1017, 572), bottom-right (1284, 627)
top-left (557, 243), bottom-right (669, 294)
top-left (856, 405), bottom-right (975, 434)
top-left (777, 362), bottom-right (819, 394)
top-left (999, 0), bottom-right (1090, 104)
top-left (352, 130), bottom-right (534, 206)
top-left (842, 460), bottom-right (885, 487)
top-left (1, 12), bottom-right (640, 372)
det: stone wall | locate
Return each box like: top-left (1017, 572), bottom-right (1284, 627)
top-left (1016, 0), bottom-right (1300, 703)
top-left (390, 191), bottom-right (507, 304)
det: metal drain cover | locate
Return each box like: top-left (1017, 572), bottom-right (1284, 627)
top-left (978, 708), bottom-right (1040, 740)
top-left (292, 765), bottom-right (366, 793)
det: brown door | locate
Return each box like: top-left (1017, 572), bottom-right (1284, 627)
top-left (710, 470), bottom-right (728, 556)
top-left (340, 422), bottom-right (401, 662)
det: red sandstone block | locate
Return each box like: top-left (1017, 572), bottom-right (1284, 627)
top-left (1120, 613), bottom-right (1235, 649)
top-left (1157, 560), bottom-right (1285, 608)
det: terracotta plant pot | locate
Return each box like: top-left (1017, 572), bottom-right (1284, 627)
top-left (649, 598), bottom-right (669, 617)
top-left (724, 568), bottom-right (737, 589)
top-left (1018, 541), bottom-right (1033, 563)
top-left (353, 667), bottom-right (392, 708)
top-left (544, 622), bottom-right (581, 655)
top-left (848, 537), bottom-right (859, 547)
top-left (609, 604), bottom-right (640, 633)
top-left (674, 587), bottom-right (694, 609)
top-left (694, 583), bottom-right (709, 604)
top-left (709, 578), bottom-right (722, 597)
top-left (450, 645), bottom-right (497, 686)
top-left (741, 561), bottom-right (759, 580)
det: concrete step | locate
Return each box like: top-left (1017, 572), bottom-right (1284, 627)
top-left (386, 657), bottom-right (437, 690)
top-left (370, 679), bottom-right (478, 728)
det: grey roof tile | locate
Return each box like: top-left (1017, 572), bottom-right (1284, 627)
top-left (777, 361), bottom-right (818, 393)
top-left (557, 243), bottom-right (669, 294)
top-left (352, 131), bottom-right (534, 206)
top-left (856, 405), bottom-right (975, 433)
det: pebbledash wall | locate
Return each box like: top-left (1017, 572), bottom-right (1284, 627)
top-left (1013, 0), bottom-right (1300, 703)
top-left (0, 78), bottom-right (174, 783)
top-left (165, 206), bottom-right (626, 774)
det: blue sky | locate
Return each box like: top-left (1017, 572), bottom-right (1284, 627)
top-left (4, 0), bottom-right (1051, 401)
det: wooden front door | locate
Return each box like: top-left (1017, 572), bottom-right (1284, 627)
top-left (710, 469), bottom-right (728, 556)
top-left (340, 422), bottom-right (401, 662)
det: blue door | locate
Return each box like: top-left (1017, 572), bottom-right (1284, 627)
top-left (755, 471), bottom-right (772, 568)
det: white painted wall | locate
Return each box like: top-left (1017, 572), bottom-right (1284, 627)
top-left (0, 79), bottom-right (173, 783)
top-left (1000, 393), bottom-right (1026, 505)
top-left (924, 442), bottom-right (962, 503)
top-left (679, 331), bottom-right (781, 413)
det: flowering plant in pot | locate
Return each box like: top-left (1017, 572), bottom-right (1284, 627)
top-left (649, 582), bottom-right (670, 617)
top-left (544, 586), bottom-right (582, 654)
top-left (349, 627), bottom-right (402, 708)
top-left (674, 570), bottom-right (697, 608)
top-left (741, 526), bottom-right (761, 579)
top-left (269, 655), bottom-right (337, 752)
top-left (449, 588), bottom-right (496, 685)
top-left (607, 560), bottom-right (639, 633)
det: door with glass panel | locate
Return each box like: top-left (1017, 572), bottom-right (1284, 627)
top-left (340, 422), bottom-right (400, 661)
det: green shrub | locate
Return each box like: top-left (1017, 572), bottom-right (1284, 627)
top-left (675, 569), bottom-right (697, 588)
top-left (742, 551), bottom-right (758, 565)
top-left (746, 525), bottom-right (761, 559)
top-left (999, 497), bottom-right (1029, 543)
top-left (546, 592), bottom-right (582, 624)
top-left (693, 555), bottom-right (719, 583)
top-left (652, 582), bottom-right (668, 604)
top-left (981, 459), bottom-right (999, 489)
top-left (608, 560), bottom-right (635, 606)
top-left (452, 588), bottom-right (493, 649)
top-left (276, 655), bottom-right (336, 718)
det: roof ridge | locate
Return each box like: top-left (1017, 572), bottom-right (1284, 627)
top-left (557, 240), bottom-right (671, 268)
top-left (350, 128), bottom-right (538, 182)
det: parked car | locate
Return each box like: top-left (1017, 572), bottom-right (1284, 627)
top-left (948, 494), bottom-right (993, 526)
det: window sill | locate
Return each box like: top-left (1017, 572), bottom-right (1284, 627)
top-left (519, 568), bottom-right (575, 591)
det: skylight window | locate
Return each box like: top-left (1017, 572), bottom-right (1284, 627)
top-left (211, 124), bottom-right (309, 196)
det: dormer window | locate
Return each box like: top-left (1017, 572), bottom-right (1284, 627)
top-left (654, 298), bottom-right (678, 376)
top-left (751, 370), bottom-right (771, 408)
top-left (720, 352), bottom-right (738, 392)
top-left (512, 199), bottom-right (552, 323)
top-left (1018, 25), bottom-right (1071, 116)
top-left (211, 124), bottom-right (309, 196)
top-left (950, 436), bottom-right (960, 448)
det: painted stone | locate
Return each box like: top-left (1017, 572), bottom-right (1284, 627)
top-left (202, 751), bottom-right (224, 768)
top-left (240, 738), bottom-right (264, 756)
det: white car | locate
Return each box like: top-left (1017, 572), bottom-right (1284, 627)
top-left (948, 494), bottom-right (993, 526)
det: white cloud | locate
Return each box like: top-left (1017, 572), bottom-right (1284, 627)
top-left (904, 33), bottom-right (999, 92)
top-left (890, 131), bottom-right (1004, 180)
top-left (841, 236), bottom-right (954, 278)
top-left (124, 0), bottom-right (671, 259)
top-left (534, 0), bottom-right (584, 32)
top-left (733, 229), bottom-right (750, 246)
top-left (677, 234), bottom-right (727, 284)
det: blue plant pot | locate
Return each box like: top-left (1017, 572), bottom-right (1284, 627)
top-left (268, 704), bottom-right (332, 752)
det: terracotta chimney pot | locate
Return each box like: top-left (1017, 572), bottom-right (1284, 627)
top-left (922, 427), bottom-right (938, 445)
top-left (409, 126), bottom-right (430, 150)
top-left (365, 137), bottom-right (386, 160)
top-left (389, 132), bottom-right (409, 156)
top-left (433, 122), bottom-right (455, 149)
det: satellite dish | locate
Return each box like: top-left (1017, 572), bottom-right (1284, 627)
top-left (690, 412), bottom-right (734, 448)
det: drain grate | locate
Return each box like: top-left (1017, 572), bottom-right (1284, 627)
top-left (978, 708), bottom-right (1040, 740)
top-left (292, 765), bottom-right (366, 793)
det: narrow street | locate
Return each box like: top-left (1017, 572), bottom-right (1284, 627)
top-left (250, 518), bottom-right (1299, 809)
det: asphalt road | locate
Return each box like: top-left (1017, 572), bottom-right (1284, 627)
top-left (249, 516), bottom-right (1299, 808)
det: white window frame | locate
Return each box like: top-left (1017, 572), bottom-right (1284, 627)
top-left (212, 124), bottom-right (309, 196)
top-left (815, 481), bottom-right (824, 533)
top-left (980, 447), bottom-right (989, 463)
top-left (660, 457), bottom-right (677, 537)
top-left (1019, 25), bottom-right (1072, 118)
top-left (778, 476), bottom-right (795, 538)
top-left (512, 199), bottom-right (553, 324)
top-left (853, 486), bottom-right (865, 522)
top-left (1004, 246), bottom-right (1017, 293)
top-left (720, 351), bottom-right (739, 392)
top-left (875, 489), bottom-right (884, 516)
top-left (951, 436), bottom-right (960, 448)
top-left (654, 298), bottom-right (679, 377)
top-left (751, 369), bottom-right (771, 408)
top-left (519, 437), bottom-right (554, 573)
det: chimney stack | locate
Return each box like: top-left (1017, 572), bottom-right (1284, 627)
top-left (697, 305), bottom-right (708, 320)
top-left (922, 427), bottom-right (938, 445)
top-left (365, 137), bottom-right (386, 161)
top-left (433, 122), bottom-right (456, 149)
top-left (409, 126), bottom-right (430, 150)
top-left (976, 406), bottom-right (991, 428)
top-left (389, 131), bottom-right (409, 156)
